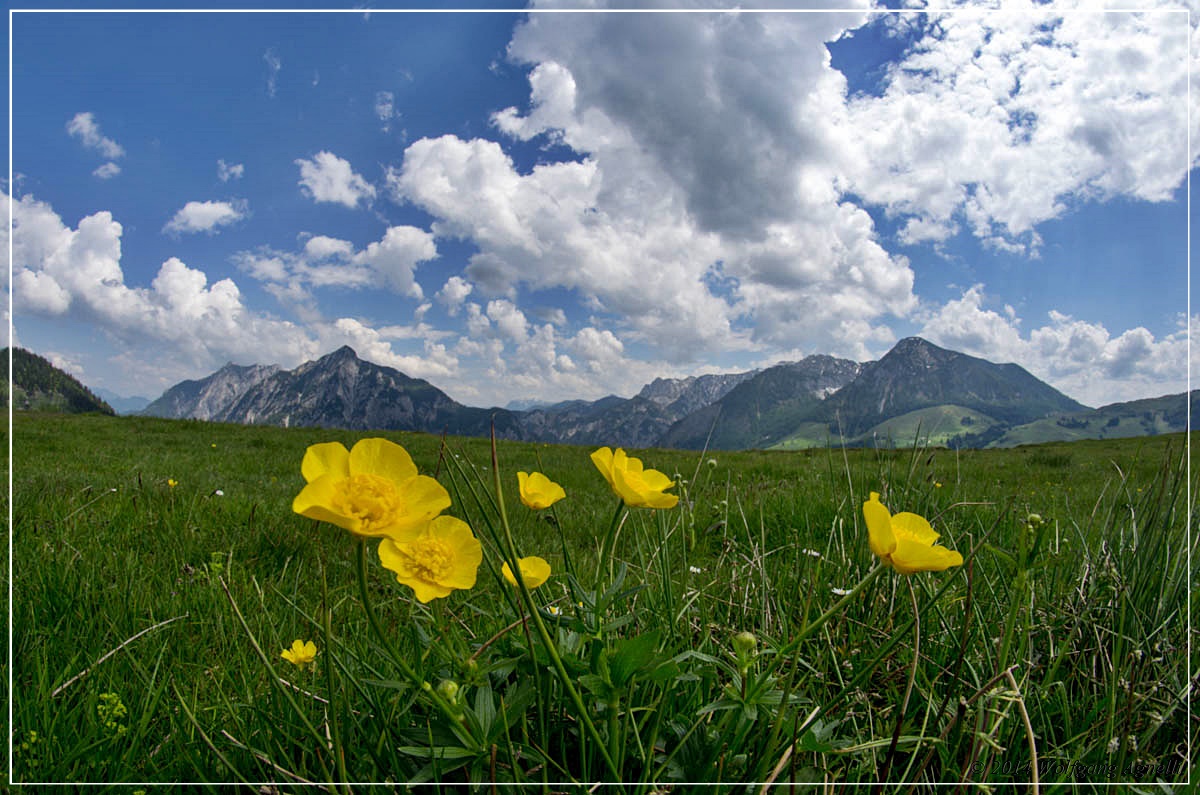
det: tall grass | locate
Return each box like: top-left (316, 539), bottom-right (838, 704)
top-left (7, 413), bottom-right (1193, 790)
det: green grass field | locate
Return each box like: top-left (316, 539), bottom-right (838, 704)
top-left (7, 412), bottom-right (1195, 790)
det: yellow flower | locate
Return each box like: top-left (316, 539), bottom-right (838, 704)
top-left (281, 639), bottom-right (317, 667)
top-left (377, 515), bottom-right (482, 603)
top-left (167, 478), bottom-right (178, 488)
top-left (501, 556), bottom-right (551, 589)
top-left (863, 492), bottom-right (963, 575)
top-left (292, 438), bottom-right (451, 540)
top-left (590, 447), bottom-right (678, 509)
top-left (517, 471), bottom-right (566, 510)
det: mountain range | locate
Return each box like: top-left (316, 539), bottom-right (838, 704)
top-left (137, 337), bottom-right (1192, 450)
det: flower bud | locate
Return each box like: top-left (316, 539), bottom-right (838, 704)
top-left (733, 631), bottom-right (758, 673)
top-left (436, 679), bottom-right (460, 704)
top-left (733, 631), bottom-right (757, 656)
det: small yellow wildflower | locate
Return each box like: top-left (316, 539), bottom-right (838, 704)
top-left (590, 447), bottom-right (678, 509)
top-left (377, 515), bottom-right (482, 603)
top-left (517, 471), bottom-right (566, 510)
top-left (167, 478), bottom-right (178, 489)
top-left (292, 438), bottom-right (450, 540)
top-left (863, 492), bottom-right (962, 575)
top-left (281, 639), bottom-right (317, 667)
top-left (501, 556), bottom-right (552, 589)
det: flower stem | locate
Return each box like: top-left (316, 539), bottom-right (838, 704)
top-left (753, 564), bottom-right (885, 696)
top-left (353, 539), bottom-right (473, 747)
top-left (598, 497), bottom-right (627, 585)
top-left (882, 577), bottom-right (920, 781)
top-left (320, 564), bottom-right (351, 790)
top-left (489, 423), bottom-right (623, 783)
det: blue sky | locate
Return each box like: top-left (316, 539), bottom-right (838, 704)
top-left (6, 2), bottom-right (1196, 410)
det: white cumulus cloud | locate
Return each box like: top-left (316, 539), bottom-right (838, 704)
top-left (163, 199), bottom-right (248, 235)
top-left (7, 191), bottom-right (458, 397)
top-left (436, 275), bottom-right (473, 313)
top-left (296, 151), bottom-right (377, 208)
top-left (235, 224), bottom-right (435, 301)
top-left (389, 9), bottom-right (923, 366)
top-left (10, 192), bottom-right (314, 377)
top-left (838, 9), bottom-right (1192, 253)
top-left (919, 285), bottom-right (1190, 406)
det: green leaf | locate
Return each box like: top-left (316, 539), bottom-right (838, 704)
top-left (578, 673), bottom-right (615, 701)
top-left (794, 721), bottom-right (838, 753)
top-left (397, 745), bottom-right (480, 760)
top-left (611, 629), bottom-right (662, 688)
top-left (696, 698), bottom-right (741, 716)
top-left (474, 684), bottom-right (496, 737)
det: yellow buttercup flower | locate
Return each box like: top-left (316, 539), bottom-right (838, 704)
top-left (377, 515), bottom-right (482, 603)
top-left (590, 447), bottom-right (678, 509)
top-left (863, 492), bottom-right (963, 575)
top-left (292, 438), bottom-right (451, 541)
top-left (167, 478), bottom-right (178, 489)
top-left (281, 639), bottom-right (317, 667)
top-left (517, 471), bottom-right (566, 510)
top-left (502, 556), bottom-right (551, 589)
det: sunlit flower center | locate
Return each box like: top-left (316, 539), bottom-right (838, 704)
top-left (406, 538), bottom-right (453, 582)
top-left (333, 473), bottom-right (404, 533)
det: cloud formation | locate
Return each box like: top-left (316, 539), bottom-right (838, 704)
top-left (8, 191), bottom-right (457, 393)
top-left (919, 285), bottom-right (1189, 406)
top-left (11, 193), bottom-right (307, 369)
top-left (264, 48), bottom-right (282, 97)
top-left (217, 159), bottom-right (245, 181)
top-left (163, 199), bottom-right (248, 235)
top-left (235, 224), bottom-right (436, 302)
top-left (296, 151), bottom-right (377, 208)
top-left (66, 112), bottom-right (125, 160)
top-left (838, 9), bottom-right (1192, 253)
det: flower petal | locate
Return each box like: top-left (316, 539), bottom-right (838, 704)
top-left (639, 468), bottom-right (674, 491)
top-left (407, 578), bottom-right (454, 603)
top-left (301, 442), bottom-right (350, 484)
top-left (611, 465), bottom-right (647, 506)
top-left (349, 438), bottom-right (418, 483)
top-left (388, 475), bottom-right (452, 537)
top-left (293, 477), bottom-right (360, 533)
top-left (434, 516), bottom-right (482, 589)
top-left (890, 538), bottom-right (964, 574)
top-left (590, 447), bottom-right (615, 485)
top-left (501, 561), bottom-right (519, 587)
top-left (892, 512), bottom-right (939, 545)
top-left (507, 555), bottom-right (551, 589)
top-left (641, 490), bottom-right (679, 509)
top-left (863, 492), bottom-right (896, 560)
top-left (618, 450), bottom-right (644, 476)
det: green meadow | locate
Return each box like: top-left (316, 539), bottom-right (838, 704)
top-left (7, 412), bottom-right (1195, 790)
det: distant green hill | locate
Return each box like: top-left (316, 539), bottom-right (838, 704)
top-left (4, 347), bottom-right (114, 415)
top-left (772, 404), bottom-right (1005, 450)
top-left (990, 392), bottom-right (1194, 447)
top-left (863, 405), bottom-right (1005, 446)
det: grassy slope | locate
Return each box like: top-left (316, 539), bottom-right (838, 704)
top-left (993, 393), bottom-right (1188, 447)
top-left (8, 413), bottom-right (1193, 787)
top-left (771, 405), bottom-right (1004, 450)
